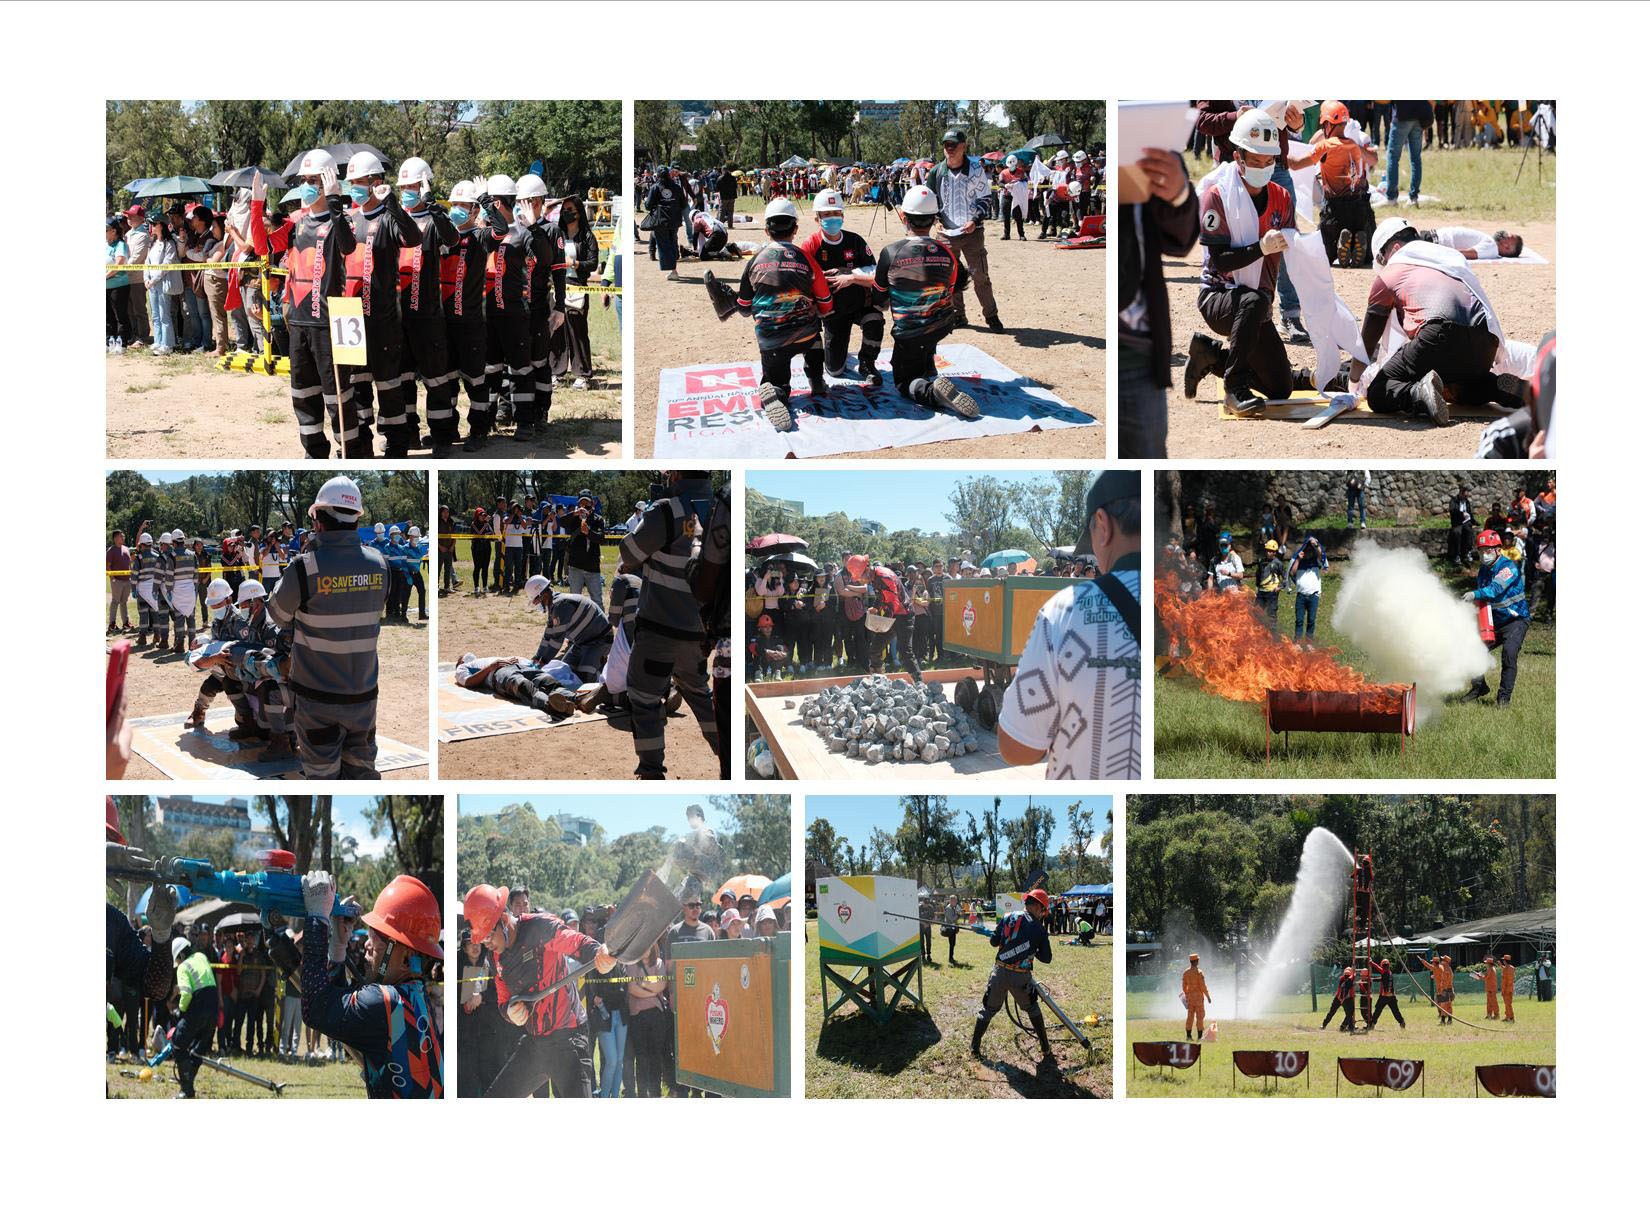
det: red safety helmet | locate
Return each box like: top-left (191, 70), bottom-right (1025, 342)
top-left (463, 884), bottom-right (511, 944)
top-left (844, 554), bottom-right (869, 580)
top-left (757, 614), bottom-right (774, 629)
top-left (106, 796), bottom-right (125, 845)
top-left (1380, 958), bottom-right (1391, 969)
top-left (1320, 100), bottom-right (1350, 126)
top-left (1342, 966), bottom-right (1354, 977)
top-left (1024, 888), bottom-right (1051, 912)
top-left (362, 875), bottom-right (444, 960)
top-left (1476, 529), bottom-right (1502, 550)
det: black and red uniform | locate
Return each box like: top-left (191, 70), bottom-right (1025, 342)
top-left (483, 201), bottom-right (551, 425)
top-left (343, 197), bottom-right (421, 453)
top-left (523, 220), bottom-right (567, 428)
top-left (485, 912), bottom-right (600, 1098)
top-left (1321, 970), bottom-right (1357, 1032)
top-left (736, 240), bottom-right (832, 402)
top-left (261, 196), bottom-right (358, 458)
top-left (1370, 961), bottom-right (1406, 1028)
top-left (443, 211), bottom-right (507, 440)
top-left (872, 234), bottom-right (969, 406)
top-left (800, 227), bottom-right (885, 378)
top-left (397, 203), bottom-right (461, 446)
top-left (863, 563), bottom-right (922, 684)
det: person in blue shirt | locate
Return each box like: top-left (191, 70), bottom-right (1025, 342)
top-left (1454, 528), bottom-right (1530, 705)
top-left (382, 526), bottom-right (411, 623)
top-left (972, 888), bottom-right (1055, 1065)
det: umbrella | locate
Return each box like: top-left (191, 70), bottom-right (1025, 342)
top-left (982, 548), bottom-right (1034, 569)
top-left (715, 874), bottom-right (773, 905)
top-left (780, 553), bottom-right (818, 572)
top-left (209, 166), bottom-right (289, 191)
top-left (757, 874), bottom-right (791, 906)
top-left (122, 177), bottom-right (158, 194)
top-left (1010, 148), bottom-right (1038, 166)
top-left (890, 157), bottom-right (912, 168)
top-left (133, 175), bottom-right (215, 199)
top-left (1025, 132), bottom-right (1069, 149)
top-left (980, 151), bottom-right (1007, 162)
top-left (280, 143), bottom-right (390, 179)
top-left (748, 532), bottom-right (808, 557)
top-left (216, 911), bottom-right (263, 930)
top-left (137, 884), bottom-right (193, 916)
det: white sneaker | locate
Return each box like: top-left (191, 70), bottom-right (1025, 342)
top-left (572, 377), bottom-right (589, 390)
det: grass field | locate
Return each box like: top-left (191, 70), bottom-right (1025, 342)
top-left (1155, 560), bottom-right (1556, 779)
top-left (1125, 990), bottom-right (1555, 1098)
top-left (105, 1050), bottom-right (370, 1099)
top-left (1186, 143), bottom-right (1556, 222)
top-left (805, 918), bottom-right (1113, 1099)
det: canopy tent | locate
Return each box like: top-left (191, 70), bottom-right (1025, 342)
top-left (1422, 908), bottom-right (1556, 945)
top-left (778, 154), bottom-right (809, 170)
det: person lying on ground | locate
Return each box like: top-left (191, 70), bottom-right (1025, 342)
top-left (454, 652), bottom-right (582, 715)
top-left (1416, 226), bottom-right (1524, 260)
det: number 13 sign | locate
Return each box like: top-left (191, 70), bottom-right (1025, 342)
top-left (327, 297), bottom-right (368, 366)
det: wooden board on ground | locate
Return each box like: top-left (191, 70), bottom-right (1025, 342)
top-left (1219, 388), bottom-right (1508, 424)
top-left (437, 664), bottom-right (606, 743)
top-left (745, 670), bottom-right (1046, 782)
top-left (130, 707), bottom-right (427, 780)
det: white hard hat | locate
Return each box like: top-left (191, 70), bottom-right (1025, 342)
top-left (1054, 150), bottom-right (1070, 161)
top-left (1230, 108), bottom-right (1281, 156)
top-left (235, 579), bottom-right (267, 605)
top-left (345, 151), bottom-right (385, 181)
top-left (1372, 217), bottom-right (1418, 266)
top-left (811, 188), bottom-right (844, 212)
top-left (1004, 155), bottom-right (1019, 170)
top-left (309, 475), bottom-right (364, 521)
top-left (389, 525), bottom-right (403, 537)
top-left (486, 173), bottom-right (518, 198)
top-left (523, 574), bottom-right (551, 605)
top-left (764, 196), bottom-right (799, 223)
top-left (297, 148), bottom-right (334, 178)
top-left (374, 522), bottom-right (386, 535)
top-left (137, 532), bottom-right (153, 545)
top-left (171, 937), bottom-right (192, 963)
top-left (397, 156), bottom-right (433, 188)
top-left (206, 578), bottom-right (234, 605)
top-left (449, 179), bottom-right (481, 205)
top-left (408, 526), bottom-right (422, 539)
top-left (900, 185), bottom-right (940, 216)
top-left (1073, 150), bottom-right (1089, 162)
top-left (515, 173), bottom-right (549, 200)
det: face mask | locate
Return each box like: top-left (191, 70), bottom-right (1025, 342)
top-left (820, 216), bottom-right (844, 237)
top-left (299, 184), bottom-right (321, 207)
top-left (449, 206), bottom-right (470, 225)
top-left (1242, 163), bottom-right (1273, 190)
top-left (211, 604), bottom-right (229, 623)
top-left (1482, 551), bottom-right (1500, 566)
top-left (348, 184), bottom-right (371, 205)
top-left (400, 189), bottom-right (421, 208)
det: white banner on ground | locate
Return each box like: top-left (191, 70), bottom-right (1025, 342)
top-left (652, 343), bottom-right (1097, 458)
top-left (129, 708), bottom-right (427, 780)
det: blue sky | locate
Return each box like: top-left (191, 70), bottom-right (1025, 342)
top-left (457, 794), bottom-right (784, 839)
top-left (808, 795), bottom-right (1111, 857)
top-left (748, 469), bottom-right (1101, 536)
top-left (187, 794), bottom-right (390, 857)
top-left (121, 469), bottom-right (235, 485)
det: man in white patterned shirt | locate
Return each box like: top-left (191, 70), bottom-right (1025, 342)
top-left (997, 472), bottom-right (1142, 780)
top-left (925, 127), bottom-right (1002, 331)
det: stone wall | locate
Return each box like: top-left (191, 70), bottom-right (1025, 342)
top-left (1162, 470), bottom-right (1556, 527)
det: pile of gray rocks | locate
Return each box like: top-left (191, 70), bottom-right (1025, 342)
top-left (798, 675), bottom-right (982, 764)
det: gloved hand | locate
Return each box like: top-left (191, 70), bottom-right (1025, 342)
top-left (302, 870), bottom-right (336, 919)
top-left (320, 164), bottom-right (340, 199)
top-left (1461, 588), bottom-right (1478, 602)
top-left (107, 841), bottom-right (155, 877)
top-left (1260, 229), bottom-right (1288, 256)
top-left (146, 883), bottom-right (178, 939)
top-left (330, 896), bottom-right (357, 965)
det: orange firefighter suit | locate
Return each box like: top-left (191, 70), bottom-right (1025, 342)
top-left (1483, 959), bottom-right (1500, 1018)
top-left (1182, 963), bottom-right (1212, 1036)
top-left (1501, 956), bottom-right (1516, 1021)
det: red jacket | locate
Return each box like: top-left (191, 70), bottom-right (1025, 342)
top-left (495, 913), bottom-right (599, 1035)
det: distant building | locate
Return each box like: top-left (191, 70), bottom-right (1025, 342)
top-left (559, 815), bottom-right (600, 846)
top-left (855, 518), bottom-right (886, 535)
top-left (155, 796), bottom-right (279, 858)
top-left (857, 102), bottom-right (903, 125)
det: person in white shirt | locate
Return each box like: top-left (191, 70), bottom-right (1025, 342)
top-left (1288, 535), bottom-right (1330, 640)
top-left (1418, 226), bottom-right (1524, 261)
top-left (1210, 531), bottom-right (1244, 592)
top-left (998, 471), bottom-right (1142, 780)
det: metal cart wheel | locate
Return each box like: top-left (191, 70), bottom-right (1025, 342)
top-left (955, 675), bottom-right (979, 713)
top-left (975, 685), bottom-right (1000, 730)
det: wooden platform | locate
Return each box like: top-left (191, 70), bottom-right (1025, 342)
top-left (744, 670), bottom-right (1047, 782)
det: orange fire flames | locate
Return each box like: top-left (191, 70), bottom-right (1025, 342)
top-left (1155, 573), bottom-right (1401, 712)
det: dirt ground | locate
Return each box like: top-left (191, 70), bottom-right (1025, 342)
top-left (113, 611), bottom-right (429, 781)
top-left (435, 560), bottom-right (720, 780)
top-left (1162, 216), bottom-right (1555, 459)
top-left (633, 206), bottom-right (1106, 459)
top-left (106, 347), bottom-right (620, 461)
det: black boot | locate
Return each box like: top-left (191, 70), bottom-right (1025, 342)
top-left (970, 1017), bottom-right (989, 1058)
top-left (1183, 332), bottom-right (1224, 400)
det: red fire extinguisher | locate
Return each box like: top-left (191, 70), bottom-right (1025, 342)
top-left (1477, 602), bottom-right (1496, 643)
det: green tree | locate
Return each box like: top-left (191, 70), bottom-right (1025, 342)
top-left (966, 798), bottom-right (1004, 900)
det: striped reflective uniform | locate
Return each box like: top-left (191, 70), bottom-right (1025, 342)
top-left (267, 530), bottom-right (388, 701)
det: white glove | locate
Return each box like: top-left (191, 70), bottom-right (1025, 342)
top-left (107, 841), bottom-right (155, 877)
top-left (302, 870), bottom-right (336, 918)
top-left (1461, 589), bottom-right (1477, 602)
top-left (330, 896), bottom-right (357, 965)
top-left (146, 883), bottom-right (178, 938)
top-left (320, 164), bottom-right (340, 198)
top-left (1259, 229), bottom-right (1288, 256)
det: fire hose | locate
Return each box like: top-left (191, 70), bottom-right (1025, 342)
top-left (884, 911), bottom-right (1098, 1055)
top-left (1370, 907), bottom-right (1506, 1034)
top-left (148, 1039), bottom-right (287, 1095)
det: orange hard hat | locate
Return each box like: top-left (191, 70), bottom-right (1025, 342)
top-left (363, 875), bottom-right (445, 960)
top-left (1321, 100), bottom-right (1350, 125)
top-left (1502, 954), bottom-right (1513, 962)
top-left (1024, 888), bottom-right (1051, 911)
top-left (463, 883), bottom-right (511, 944)
top-left (1189, 952), bottom-right (1200, 962)
top-left (106, 796), bottom-right (126, 845)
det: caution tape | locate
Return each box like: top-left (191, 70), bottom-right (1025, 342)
top-left (108, 558), bottom-right (428, 577)
top-left (441, 532), bottom-right (627, 543)
top-left (457, 973), bottom-right (668, 985)
top-left (107, 260), bottom-right (266, 273)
